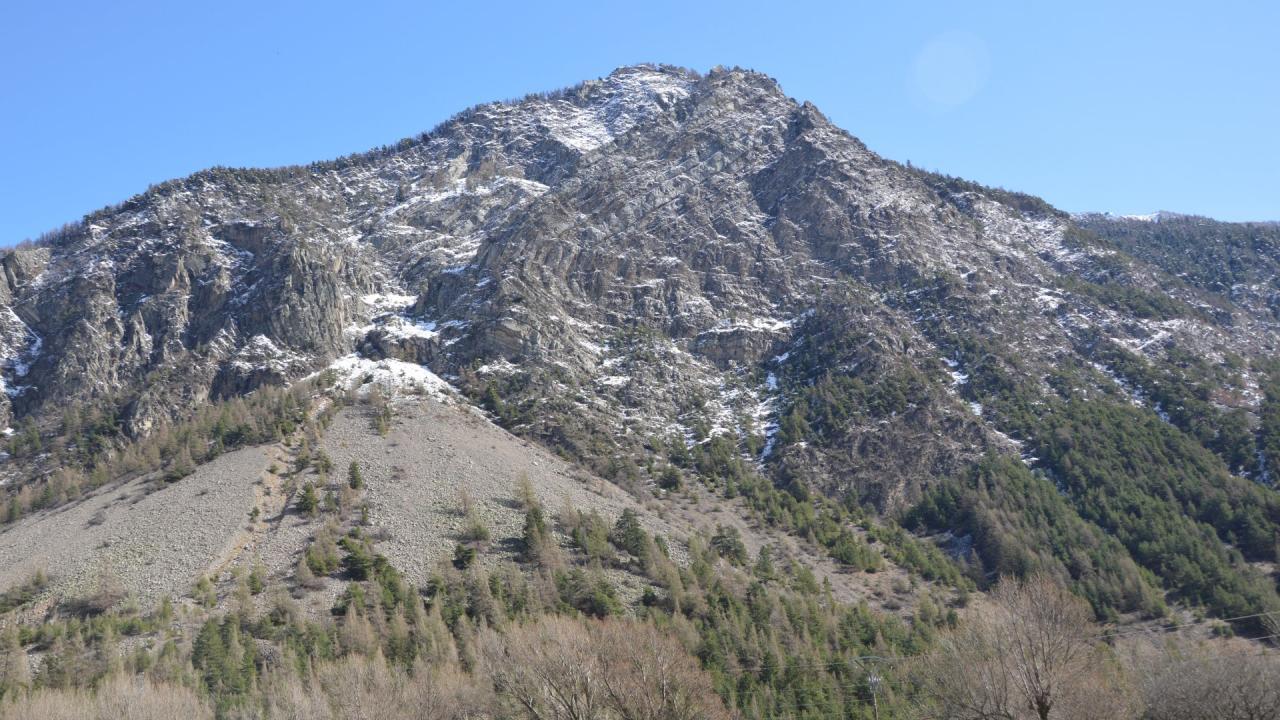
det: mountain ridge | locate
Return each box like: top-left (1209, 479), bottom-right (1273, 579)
top-left (2, 63), bottom-right (1279, 633)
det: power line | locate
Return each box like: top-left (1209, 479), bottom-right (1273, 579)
top-left (715, 623), bottom-right (1280, 676)
top-left (726, 634), bottom-right (1280, 717)
top-left (1097, 608), bottom-right (1280, 640)
top-left (714, 610), bottom-right (1280, 677)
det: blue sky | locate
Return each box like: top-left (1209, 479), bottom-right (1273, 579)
top-left (2, 1), bottom-right (1276, 243)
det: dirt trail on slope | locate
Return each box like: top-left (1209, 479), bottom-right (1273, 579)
top-left (203, 445), bottom-right (293, 583)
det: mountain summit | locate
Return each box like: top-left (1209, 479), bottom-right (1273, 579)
top-left (3, 64), bottom-right (1280, 644)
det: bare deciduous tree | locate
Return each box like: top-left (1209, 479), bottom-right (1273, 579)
top-left (0, 675), bottom-right (212, 720)
top-left (0, 628), bottom-right (30, 692)
top-left (481, 615), bottom-right (609, 720)
top-left (255, 653), bottom-right (494, 720)
top-left (596, 619), bottom-right (732, 720)
top-left (916, 574), bottom-right (1133, 720)
top-left (481, 616), bottom-right (732, 720)
top-left (1130, 637), bottom-right (1280, 720)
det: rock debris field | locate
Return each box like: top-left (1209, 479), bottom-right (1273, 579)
top-left (0, 446), bottom-right (270, 617)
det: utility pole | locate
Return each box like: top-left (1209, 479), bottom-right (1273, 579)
top-left (868, 671), bottom-right (882, 720)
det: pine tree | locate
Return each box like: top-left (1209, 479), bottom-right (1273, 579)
top-left (297, 482), bottom-right (319, 517)
top-left (295, 553), bottom-right (321, 589)
top-left (754, 545), bottom-right (777, 581)
top-left (194, 575), bottom-right (216, 608)
top-left (0, 627), bottom-right (30, 694)
top-left (522, 505), bottom-right (553, 565)
top-left (711, 525), bottom-right (748, 565)
top-left (611, 509), bottom-right (649, 561)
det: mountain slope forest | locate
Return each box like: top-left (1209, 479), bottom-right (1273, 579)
top-left (0, 65), bottom-right (1277, 718)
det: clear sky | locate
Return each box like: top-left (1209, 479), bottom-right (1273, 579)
top-left (2, 0), bottom-right (1277, 244)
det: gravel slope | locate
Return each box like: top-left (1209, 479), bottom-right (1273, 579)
top-left (317, 398), bottom-right (685, 588)
top-left (0, 445), bottom-right (271, 616)
top-left (0, 391), bottom-right (937, 622)
top-left (317, 398), bottom-right (931, 613)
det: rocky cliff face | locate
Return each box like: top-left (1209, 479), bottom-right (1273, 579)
top-left (4, 66), bottom-right (1280, 615)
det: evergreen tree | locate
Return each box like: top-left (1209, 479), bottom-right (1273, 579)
top-left (297, 482), bottom-right (319, 517)
top-left (610, 509), bottom-right (649, 561)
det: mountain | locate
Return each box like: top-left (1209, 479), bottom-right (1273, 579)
top-left (1, 63), bottom-right (1279, 716)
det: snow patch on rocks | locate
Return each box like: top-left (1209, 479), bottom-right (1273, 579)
top-left (324, 354), bottom-right (454, 401)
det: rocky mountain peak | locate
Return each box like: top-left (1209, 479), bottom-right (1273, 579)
top-left (2, 67), bottom-right (1279, 637)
